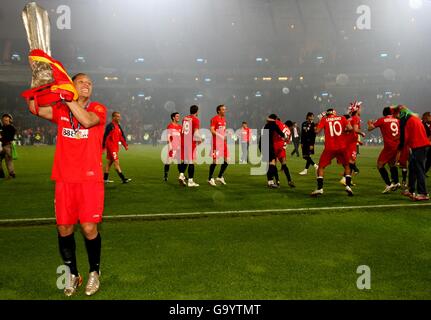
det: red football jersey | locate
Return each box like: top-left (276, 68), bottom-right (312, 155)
top-left (182, 114), bottom-right (200, 145)
top-left (210, 115), bottom-right (226, 141)
top-left (345, 115), bottom-right (361, 145)
top-left (240, 127), bottom-right (251, 142)
top-left (273, 120), bottom-right (290, 146)
top-left (182, 114), bottom-right (200, 161)
top-left (404, 115), bottom-right (431, 149)
top-left (105, 122), bottom-right (127, 151)
top-left (373, 115), bottom-right (400, 149)
top-left (317, 115), bottom-right (348, 150)
top-left (167, 122), bottom-right (182, 150)
top-left (51, 101), bottom-right (107, 182)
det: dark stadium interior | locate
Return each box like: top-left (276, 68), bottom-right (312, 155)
top-left (1, 0), bottom-right (431, 143)
top-left (2, 1), bottom-right (431, 303)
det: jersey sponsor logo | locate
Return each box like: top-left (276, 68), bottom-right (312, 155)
top-left (60, 116), bottom-right (69, 122)
top-left (62, 128), bottom-right (89, 139)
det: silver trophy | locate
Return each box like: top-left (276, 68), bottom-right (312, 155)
top-left (22, 2), bottom-right (53, 88)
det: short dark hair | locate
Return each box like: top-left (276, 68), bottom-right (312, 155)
top-left (71, 73), bottom-right (88, 81)
top-left (1, 113), bottom-right (12, 120)
top-left (306, 112), bottom-right (314, 118)
top-left (216, 104), bottom-right (225, 114)
top-left (325, 108), bottom-right (335, 116)
top-left (171, 112), bottom-right (179, 120)
top-left (285, 120), bottom-right (293, 127)
top-left (422, 111), bottom-right (431, 119)
top-left (112, 111), bottom-right (120, 118)
top-left (268, 114), bottom-right (277, 120)
top-left (190, 105), bottom-right (199, 115)
top-left (383, 107), bottom-right (392, 116)
top-left (242, 121), bottom-right (247, 125)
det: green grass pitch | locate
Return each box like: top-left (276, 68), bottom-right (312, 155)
top-left (0, 144), bottom-right (430, 299)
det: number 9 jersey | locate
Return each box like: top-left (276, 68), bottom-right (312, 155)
top-left (181, 114), bottom-right (200, 162)
top-left (372, 115), bottom-right (400, 150)
top-left (372, 115), bottom-right (400, 165)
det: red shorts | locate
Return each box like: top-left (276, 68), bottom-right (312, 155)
top-left (378, 147), bottom-right (397, 165)
top-left (274, 143), bottom-right (286, 160)
top-left (346, 143), bottom-right (357, 162)
top-left (182, 143), bottom-right (197, 163)
top-left (55, 182), bottom-right (104, 225)
top-left (212, 141), bottom-right (229, 160)
top-left (398, 147), bottom-right (409, 167)
top-left (319, 148), bottom-right (349, 168)
top-left (106, 148), bottom-right (119, 161)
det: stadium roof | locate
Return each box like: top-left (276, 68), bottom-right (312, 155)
top-left (1, 0), bottom-right (431, 92)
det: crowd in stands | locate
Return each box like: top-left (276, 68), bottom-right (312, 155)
top-left (2, 84), bottom-right (428, 147)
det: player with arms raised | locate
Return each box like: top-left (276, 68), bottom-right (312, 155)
top-left (340, 101), bottom-right (365, 186)
top-left (27, 73), bottom-right (106, 296)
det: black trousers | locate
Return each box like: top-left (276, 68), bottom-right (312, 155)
top-left (408, 146), bottom-right (430, 195)
top-left (426, 146), bottom-right (431, 173)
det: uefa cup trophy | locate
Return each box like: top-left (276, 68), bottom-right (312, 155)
top-left (21, 2), bottom-right (77, 110)
top-left (22, 2), bottom-right (54, 88)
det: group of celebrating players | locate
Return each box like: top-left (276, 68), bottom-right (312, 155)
top-left (23, 67), bottom-right (430, 299)
top-left (161, 101), bottom-right (430, 201)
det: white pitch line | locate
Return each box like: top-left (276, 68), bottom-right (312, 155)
top-left (0, 203), bottom-right (430, 224)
